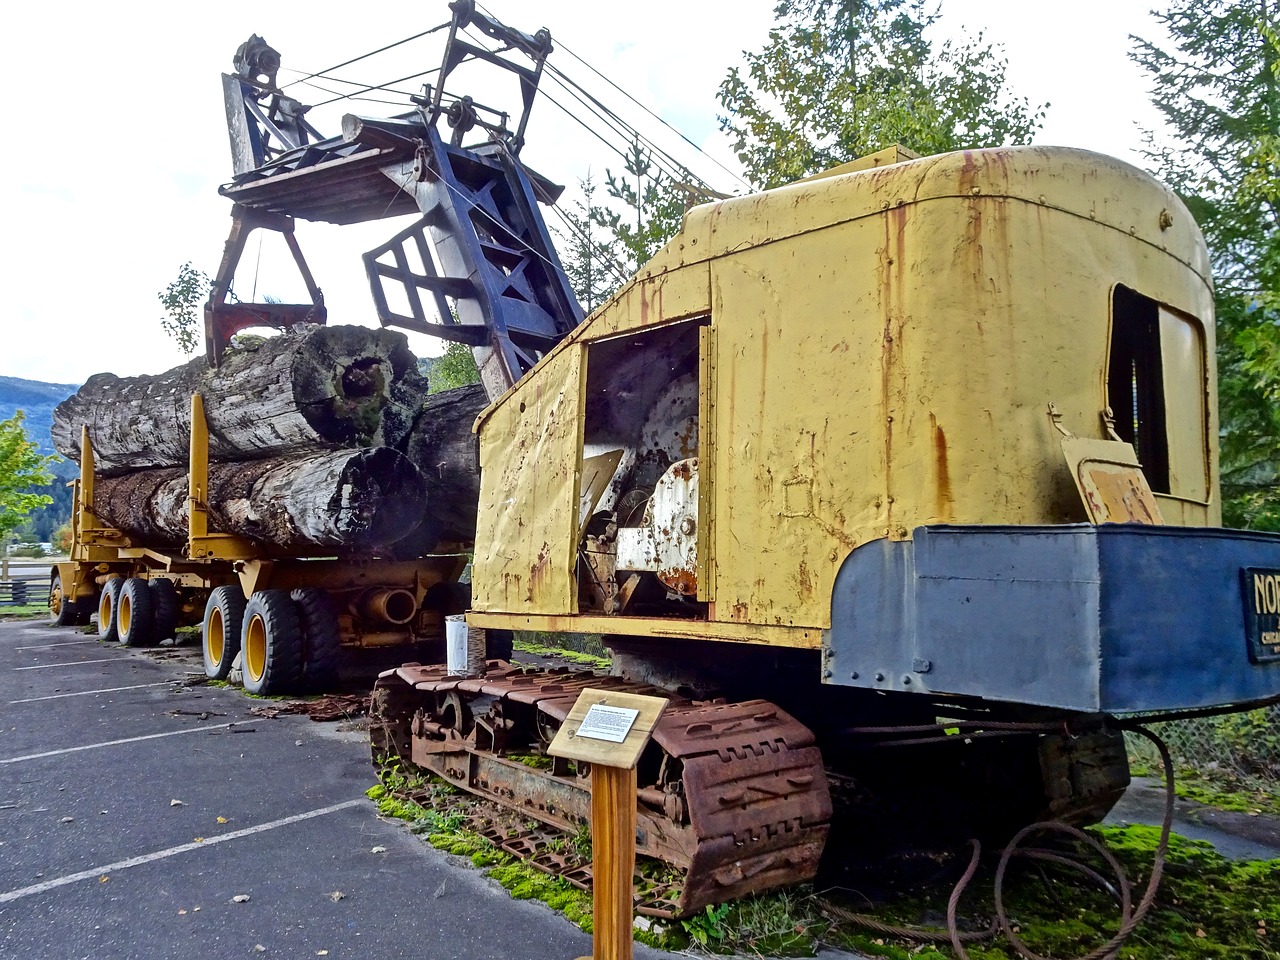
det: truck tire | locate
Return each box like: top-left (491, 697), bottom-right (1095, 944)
top-left (98, 578), bottom-right (124, 642)
top-left (291, 588), bottom-right (341, 691)
top-left (241, 590), bottom-right (303, 695)
top-left (149, 579), bottom-right (180, 644)
top-left (48, 574), bottom-right (79, 627)
top-left (203, 586), bottom-right (246, 681)
top-left (117, 578), bottom-right (155, 647)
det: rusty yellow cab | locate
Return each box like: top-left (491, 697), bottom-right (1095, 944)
top-left (467, 145), bottom-right (1280, 716)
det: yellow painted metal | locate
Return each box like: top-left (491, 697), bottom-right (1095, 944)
top-left (696, 324), bottom-right (717, 603)
top-left (472, 345), bottom-right (587, 614)
top-left (207, 601), bottom-right (227, 668)
top-left (474, 146), bottom-right (1218, 646)
top-left (467, 611), bottom-right (823, 649)
top-left (118, 588), bottom-right (134, 637)
top-left (187, 393), bottom-right (258, 561)
top-left (244, 613), bottom-right (267, 682)
top-left (794, 144), bottom-right (920, 183)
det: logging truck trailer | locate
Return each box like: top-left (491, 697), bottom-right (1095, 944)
top-left (48, 395), bottom-right (470, 694)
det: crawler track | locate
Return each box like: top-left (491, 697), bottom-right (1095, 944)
top-left (370, 662), bottom-right (832, 918)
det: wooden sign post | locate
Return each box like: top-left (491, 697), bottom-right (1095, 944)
top-left (547, 688), bottom-right (668, 960)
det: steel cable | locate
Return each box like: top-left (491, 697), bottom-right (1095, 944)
top-left (817, 723), bottom-right (1178, 960)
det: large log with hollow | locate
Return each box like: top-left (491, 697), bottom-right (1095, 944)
top-left (52, 325), bottom-right (427, 474)
top-left (93, 448), bottom-right (428, 555)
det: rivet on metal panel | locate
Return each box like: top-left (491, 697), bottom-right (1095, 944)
top-left (901, 676), bottom-right (912, 685)
top-left (850, 672), bottom-right (859, 680)
top-left (912, 658), bottom-right (933, 674)
top-left (822, 670), bottom-right (832, 680)
top-left (874, 672), bottom-right (885, 682)
top-left (970, 186), bottom-right (981, 195)
top-left (1158, 209), bottom-right (1174, 231)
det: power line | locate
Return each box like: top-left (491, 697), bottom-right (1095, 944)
top-left (470, 0), bottom-right (746, 192)
top-left (308, 67), bottom-right (442, 109)
top-left (540, 67), bottom-right (708, 192)
top-left (550, 39), bottom-right (752, 192)
top-left (280, 21), bottom-right (451, 91)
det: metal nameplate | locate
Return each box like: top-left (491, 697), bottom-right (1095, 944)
top-left (1242, 567), bottom-right (1280, 663)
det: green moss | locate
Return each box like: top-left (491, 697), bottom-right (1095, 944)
top-left (506, 753), bottom-right (553, 770)
top-left (819, 826), bottom-right (1280, 960)
top-left (511, 637), bottom-right (611, 671)
top-left (1173, 770), bottom-right (1280, 818)
top-left (487, 863), bottom-right (595, 931)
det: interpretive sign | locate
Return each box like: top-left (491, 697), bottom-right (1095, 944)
top-left (547, 688), bottom-right (667, 771)
top-left (577, 703), bottom-right (640, 743)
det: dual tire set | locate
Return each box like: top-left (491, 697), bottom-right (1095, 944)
top-left (202, 586), bottom-right (342, 696)
top-left (95, 577), bottom-right (182, 648)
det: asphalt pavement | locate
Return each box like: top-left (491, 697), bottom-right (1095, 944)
top-left (0, 617), bottom-right (685, 960)
top-left (3, 615), bottom-right (1274, 960)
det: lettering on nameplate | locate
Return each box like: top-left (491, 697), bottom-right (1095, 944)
top-left (1243, 568), bottom-right (1280, 663)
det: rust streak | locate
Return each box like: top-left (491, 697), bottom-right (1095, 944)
top-left (930, 414), bottom-right (954, 520)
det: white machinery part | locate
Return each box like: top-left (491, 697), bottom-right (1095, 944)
top-left (615, 458), bottom-right (699, 596)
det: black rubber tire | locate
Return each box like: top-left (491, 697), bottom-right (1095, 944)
top-left (148, 579), bottom-right (180, 644)
top-left (203, 586), bottom-right (246, 681)
top-left (241, 590), bottom-right (304, 695)
top-left (117, 578), bottom-right (155, 647)
top-left (98, 578), bottom-right (124, 642)
top-left (49, 574), bottom-right (79, 627)
top-left (290, 588), bottom-right (342, 691)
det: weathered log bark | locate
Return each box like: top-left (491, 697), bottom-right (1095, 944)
top-left (397, 384), bottom-right (488, 545)
top-left (53, 325), bottom-right (427, 474)
top-left (93, 448), bottom-right (429, 555)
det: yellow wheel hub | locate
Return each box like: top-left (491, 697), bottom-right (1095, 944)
top-left (245, 614), bottom-right (267, 682)
top-left (119, 594), bottom-right (132, 636)
top-left (208, 608), bottom-right (225, 666)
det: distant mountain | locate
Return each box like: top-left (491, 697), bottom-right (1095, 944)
top-left (0, 375), bottom-right (79, 459)
top-left (0, 376), bottom-right (80, 543)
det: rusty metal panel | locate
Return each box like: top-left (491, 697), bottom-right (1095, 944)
top-left (579, 262), bottom-right (711, 341)
top-left (696, 324), bottom-right (717, 603)
top-left (472, 345), bottom-right (584, 614)
top-left (702, 149), bottom-right (1216, 632)
top-left (471, 146), bottom-right (1218, 645)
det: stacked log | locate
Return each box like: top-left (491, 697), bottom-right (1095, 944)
top-left (54, 324), bottom-right (494, 557)
top-left (51, 324), bottom-right (425, 473)
top-left (93, 448), bottom-right (428, 554)
top-left (397, 384), bottom-right (488, 544)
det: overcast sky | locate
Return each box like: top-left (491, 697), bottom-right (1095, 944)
top-left (5, 0), bottom-right (1171, 385)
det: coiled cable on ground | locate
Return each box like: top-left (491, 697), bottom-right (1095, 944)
top-left (819, 723), bottom-right (1176, 960)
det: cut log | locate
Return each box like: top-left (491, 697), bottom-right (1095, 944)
top-left (52, 325), bottom-right (427, 474)
top-left (93, 448), bottom-right (428, 555)
top-left (396, 383), bottom-right (488, 545)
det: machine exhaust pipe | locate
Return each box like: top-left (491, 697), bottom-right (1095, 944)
top-left (359, 588), bottom-right (418, 625)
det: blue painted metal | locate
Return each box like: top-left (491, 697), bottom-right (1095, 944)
top-left (825, 525), bottom-right (1280, 714)
top-left (362, 125), bottom-right (584, 391)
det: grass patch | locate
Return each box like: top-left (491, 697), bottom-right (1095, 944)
top-left (0, 604), bottom-right (49, 620)
top-left (1172, 769), bottom-right (1280, 819)
top-left (816, 825), bottom-right (1279, 960)
top-left (512, 636), bottom-right (610, 671)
